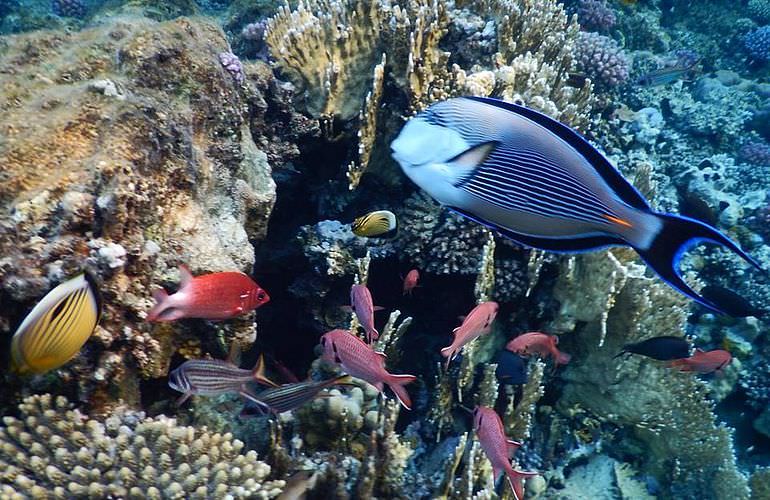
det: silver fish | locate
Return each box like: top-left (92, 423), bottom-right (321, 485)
top-left (240, 375), bottom-right (354, 416)
top-left (168, 354), bottom-right (276, 405)
top-left (390, 96), bottom-right (763, 314)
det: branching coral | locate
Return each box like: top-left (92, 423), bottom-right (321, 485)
top-left (0, 394), bottom-right (285, 499)
top-left (574, 31), bottom-right (629, 88)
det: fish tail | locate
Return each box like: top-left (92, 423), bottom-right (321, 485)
top-left (386, 374), bottom-right (417, 410)
top-left (146, 289), bottom-right (170, 322)
top-left (505, 467), bottom-right (538, 500)
top-left (634, 213), bottom-right (763, 315)
top-left (556, 350), bottom-right (571, 365)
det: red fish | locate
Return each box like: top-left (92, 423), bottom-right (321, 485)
top-left (319, 329), bottom-right (416, 409)
top-left (147, 265), bottom-right (270, 322)
top-left (344, 284), bottom-right (383, 343)
top-left (474, 406), bottom-right (538, 500)
top-left (402, 269), bottom-right (420, 296)
top-left (506, 332), bottom-right (571, 366)
top-left (668, 348), bottom-right (732, 375)
top-left (441, 301), bottom-right (498, 367)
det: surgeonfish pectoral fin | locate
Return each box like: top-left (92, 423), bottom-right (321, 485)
top-left (448, 141), bottom-right (498, 170)
top-left (633, 213), bottom-right (763, 315)
top-left (178, 264), bottom-right (194, 288)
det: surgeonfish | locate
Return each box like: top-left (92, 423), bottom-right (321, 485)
top-left (668, 348), bottom-right (732, 375)
top-left (10, 273), bottom-right (101, 375)
top-left (240, 374), bottom-right (355, 416)
top-left (506, 332), bottom-right (571, 366)
top-left (168, 353), bottom-right (277, 406)
top-left (402, 269), bottom-right (420, 296)
top-left (441, 301), bottom-right (498, 367)
top-left (351, 210), bottom-right (397, 238)
top-left (615, 335), bottom-right (691, 361)
top-left (344, 284), bottom-right (384, 343)
top-left (390, 96), bottom-right (763, 315)
top-left (319, 329), bottom-right (417, 409)
top-left (147, 264), bottom-right (269, 322)
top-left (473, 406), bottom-right (538, 500)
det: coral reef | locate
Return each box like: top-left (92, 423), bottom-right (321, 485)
top-left (744, 26), bottom-right (770, 61)
top-left (574, 31), bottom-right (630, 87)
top-left (0, 394), bottom-right (284, 498)
top-left (0, 14), bottom-right (277, 410)
top-left (576, 0), bottom-right (616, 32)
top-left (51, 0), bottom-right (85, 18)
top-left (749, 0), bottom-right (770, 23)
top-left (739, 141), bottom-right (770, 166)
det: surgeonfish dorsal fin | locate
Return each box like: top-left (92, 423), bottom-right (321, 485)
top-left (179, 264), bottom-right (194, 288)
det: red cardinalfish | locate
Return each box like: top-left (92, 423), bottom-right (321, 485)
top-left (668, 348), bottom-right (732, 375)
top-left (402, 269), bottom-right (420, 296)
top-left (474, 406), bottom-right (538, 500)
top-left (343, 284), bottom-right (384, 343)
top-left (147, 265), bottom-right (269, 321)
top-left (506, 332), bottom-right (571, 366)
top-left (319, 329), bottom-right (417, 409)
top-left (441, 301), bottom-right (499, 367)
top-left (168, 348), bottom-right (277, 406)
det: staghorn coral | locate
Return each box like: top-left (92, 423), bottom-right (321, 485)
top-left (0, 394), bottom-right (284, 499)
top-left (574, 31), bottom-right (629, 87)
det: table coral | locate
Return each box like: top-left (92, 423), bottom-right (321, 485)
top-left (0, 394), bottom-right (285, 499)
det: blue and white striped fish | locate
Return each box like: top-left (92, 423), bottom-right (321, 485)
top-left (168, 354), bottom-right (277, 406)
top-left (390, 96), bottom-right (763, 314)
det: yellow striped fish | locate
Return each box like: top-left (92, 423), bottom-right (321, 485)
top-left (351, 210), bottom-right (397, 238)
top-left (10, 273), bottom-right (101, 374)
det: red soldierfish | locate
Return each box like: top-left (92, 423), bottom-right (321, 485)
top-left (441, 301), bottom-right (499, 367)
top-left (319, 329), bottom-right (417, 409)
top-left (402, 269), bottom-right (420, 296)
top-left (474, 406), bottom-right (538, 500)
top-left (346, 284), bottom-right (383, 343)
top-left (668, 348), bottom-right (732, 375)
top-left (506, 332), bottom-right (571, 366)
top-left (147, 265), bottom-right (269, 321)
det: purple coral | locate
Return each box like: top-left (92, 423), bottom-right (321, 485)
top-left (577, 0), bottom-right (616, 32)
top-left (574, 32), bottom-right (629, 87)
top-left (743, 26), bottom-right (770, 61)
top-left (242, 21), bottom-right (266, 41)
top-left (219, 51), bottom-right (244, 84)
top-left (51, 0), bottom-right (86, 18)
top-left (739, 141), bottom-right (770, 165)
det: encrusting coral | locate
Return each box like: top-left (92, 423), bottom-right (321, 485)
top-left (0, 394), bottom-right (285, 499)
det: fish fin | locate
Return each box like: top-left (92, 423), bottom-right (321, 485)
top-left (556, 351), bottom-right (571, 365)
top-left (450, 141), bottom-right (499, 186)
top-left (507, 439), bottom-right (522, 448)
top-left (373, 306), bottom-right (385, 311)
top-left (634, 213), bottom-right (763, 315)
top-left (462, 96), bottom-right (651, 211)
top-left (613, 348), bottom-right (629, 359)
top-left (176, 392), bottom-right (192, 406)
top-left (374, 351), bottom-right (387, 360)
top-left (146, 289), bottom-right (170, 322)
top-left (368, 328), bottom-right (380, 342)
top-left (253, 355), bottom-right (279, 387)
top-left (452, 326), bottom-right (460, 333)
top-left (329, 374), bottom-right (356, 386)
top-left (178, 264), bottom-right (194, 288)
top-left (446, 206), bottom-right (626, 253)
top-left (340, 305), bottom-right (353, 313)
top-left (387, 374), bottom-right (417, 410)
top-left (507, 469), bottom-right (538, 500)
top-left (239, 390), bottom-right (273, 413)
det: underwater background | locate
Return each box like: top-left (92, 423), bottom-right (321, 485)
top-left (2, 0), bottom-right (770, 498)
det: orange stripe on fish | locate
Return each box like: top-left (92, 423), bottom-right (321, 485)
top-left (603, 214), bottom-right (633, 228)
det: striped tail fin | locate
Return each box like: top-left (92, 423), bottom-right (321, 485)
top-left (633, 212), bottom-right (764, 315)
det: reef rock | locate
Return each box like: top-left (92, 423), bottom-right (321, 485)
top-left (0, 15), bottom-right (277, 410)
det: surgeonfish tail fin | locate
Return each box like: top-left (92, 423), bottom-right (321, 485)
top-left (253, 355), bottom-right (279, 387)
top-left (387, 374), bottom-right (417, 410)
top-left (634, 213), bottom-right (763, 315)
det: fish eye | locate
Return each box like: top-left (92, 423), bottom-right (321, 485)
top-left (257, 292), bottom-right (266, 301)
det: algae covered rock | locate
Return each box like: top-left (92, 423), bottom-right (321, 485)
top-left (0, 14), bottom-right (276, 410)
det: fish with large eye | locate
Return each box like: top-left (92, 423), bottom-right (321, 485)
top-left (390, 96), bottom-right (764, 314)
